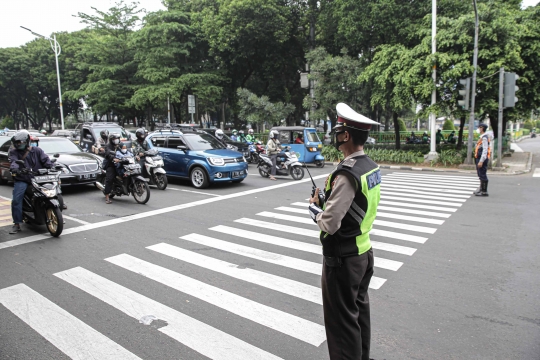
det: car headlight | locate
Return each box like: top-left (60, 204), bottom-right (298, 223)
top-left (208, 157), bottom-right (225, 166)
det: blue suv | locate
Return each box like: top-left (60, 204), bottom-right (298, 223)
top-left (146, 130), bottom-right (248, 188)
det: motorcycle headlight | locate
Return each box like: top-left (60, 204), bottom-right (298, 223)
top-left (156, 160), bottom-right (164, 166)
top-left (146, 157), bottom-right (155, 165)
top-left (39, 186), bottom-right (57, 198)
top-left (208, 157), bottom-right (225, 166)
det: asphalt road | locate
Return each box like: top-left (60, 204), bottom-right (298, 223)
top-left (0, 161), bottom-right (538, 360)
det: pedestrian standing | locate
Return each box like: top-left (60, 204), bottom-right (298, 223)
top-left (474, 123), bottom-right (490, 196)
top-left (309, 103), bottom-right (381, 360)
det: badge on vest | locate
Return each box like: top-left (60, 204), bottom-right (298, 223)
top-left (367, 169), bottom-right (381, 190)
top-left (342, 158), bottom-right (357, 168)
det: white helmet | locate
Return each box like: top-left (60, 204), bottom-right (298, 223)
top-left (215, 129), bottom-right (224, 139)
top-left (248, 129), bottom-right (254, 134)
top-left (269, 130), bottom-right (278, 139)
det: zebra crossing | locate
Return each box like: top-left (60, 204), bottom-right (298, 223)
top-left (0, 172), bottom-right (479, 359)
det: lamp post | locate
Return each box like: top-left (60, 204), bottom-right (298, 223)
top-left (466, 0), bottom-right (479, 165)
top-left (21, 26), bottom-right (65, 130)
top-left (427, 0), bottom-right (438, 160)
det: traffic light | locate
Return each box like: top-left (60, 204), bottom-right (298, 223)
top-left (458, 78), bottom-right (471, 110)
top-left (503, 72), bottom-right (519, 108)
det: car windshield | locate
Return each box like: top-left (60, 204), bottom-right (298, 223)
top-left (184, 134), bottom-right (226, 150)
top-left (92, 127), bottom-right (129, 140)
top-left (306, 131), bottom-right (320, 143)
top-left (39, 138), bottom-right (82, 154)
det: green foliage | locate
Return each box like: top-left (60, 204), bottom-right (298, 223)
top-left (321, 145), bottom-right (343, 162)
top-left (237, 88), bottom-right (295, 126)
top-left (442, 119), bottom-right (455, 131)
top-left (0, 116), bottom-right (14, 129)
top-left (365, 149), bottom-right (424, 164)
top-left (523, 120), bottom-right (534, 130)
top-left (431, 149), bottom-right (467, 167)
top-left (397, 119), bottom-right (406, 131)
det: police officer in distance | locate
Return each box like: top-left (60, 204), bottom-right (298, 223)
top-left (474, 123), bottom-right (490, 196)
top-left (309, 103), bottom-right (381, 360)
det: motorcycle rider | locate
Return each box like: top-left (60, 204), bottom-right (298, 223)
top-left (93, 129), bottom-right (109, 155)
top-left (103, 133), bottom-right (121, 204)
top-left (231, 129), bottom-right (238, 141)
top-left (8, 130), bottom-right (53, 234)
top-left (214, 129), bottom-right (228, 147)
top-left (132, 128), bottom-right (150, 166)
top-left (246, 128), bottom-right (255, 143)
top-left (422, 131), bottom-right (429, 144)
top-left (267, 130), bottom-right (282, 181)
top-left (238, 130), bottom-right (247, 143)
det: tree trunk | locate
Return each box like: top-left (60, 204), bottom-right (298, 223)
top-left (457, 115), bottom-right (466, 150)
top-left (147, 107), bottom-right (154, 131)
top-left (393, 111), bottom-right (401, 150)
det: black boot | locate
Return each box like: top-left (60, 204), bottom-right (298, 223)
top-left (475, 180), bottom-right (489, 196)
top-left (473, 183), bottom-right (482, 195)
top-left (482, 180), bottom-right (489, 196)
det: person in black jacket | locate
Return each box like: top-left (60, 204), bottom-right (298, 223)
top-left (103, 133), bottom-right (121, 204)
top-left (8, 130), bottom-right (53, 234)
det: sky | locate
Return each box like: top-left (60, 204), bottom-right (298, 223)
top-left (0, 0), bottom-right (539, 48)
top-left (0, 0), bottom-right (166, 48)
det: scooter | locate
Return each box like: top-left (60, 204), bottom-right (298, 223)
top-left (257, 146), bottom-right (304, 180)
top-left (96, 157), bottom-right (151, 204)
top-left (15, 159), bottom-right (64, 237)
top-left (141, 149), bottom-right (167, 190)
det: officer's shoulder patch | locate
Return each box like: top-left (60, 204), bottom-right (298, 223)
top-left (342, 158), bottom-right (357, 168)
top-left (366, 169), bottom-right (381, 190)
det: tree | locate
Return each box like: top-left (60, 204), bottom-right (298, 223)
top-left (443, 119), bottom-right (455, 130)
top-left (237, 88), bottom-right (295, 131)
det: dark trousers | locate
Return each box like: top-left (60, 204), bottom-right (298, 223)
top-left (11, 181), bottom-right (28, 224)
top-left (475, 157), bottom-right (488, 181)
top-left (104, 166), bottom-right (116, 195)
top-left (322, 249), bottom-right (374, 360)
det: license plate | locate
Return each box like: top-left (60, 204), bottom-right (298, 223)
top-left (79, 173), bottom-right (97, 180)
top-left (34, 175), bottom-right (56, 182)
top-left (232, 170), bottom-right (244, 178)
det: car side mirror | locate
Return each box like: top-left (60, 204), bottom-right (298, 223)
top-left (177, 145), bottom-right (187, 151)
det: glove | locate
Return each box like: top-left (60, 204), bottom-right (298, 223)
top-left (309, 203), bottom-right (323, 223)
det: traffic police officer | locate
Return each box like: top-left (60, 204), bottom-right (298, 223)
top-left (474, 123), bottom-right (490, 196)
top-left (309, 103), bottom-right (381, 360)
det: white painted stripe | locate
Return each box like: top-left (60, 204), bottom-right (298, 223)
top-left (0, 173), bottom-right (331, 251)
top-left (390, 172), bottom-right (480, 181)
top-left (533, 168), bottom-right (540, 177)
top-left (381, 190), bottom-right (466, 203)
top-left (510, 143), bottom-right (523, 152)
top-left (106, 254), bottom-right (326, 346)
top-left (148, 243), bottom-right (323, 304)
top-left (379, 186), bottom-right (470, 199)
top-left (210, 225), bottom-right (403, 270)
top-left (379, 183), bottom-right (472, 195)
top-left (167, 187), bottom-right (222, 197)
top-left (377, 205), bottom-right (451, 218)
top-left (370, 229), bottom-right (428, 244)
top-left (370, 241), bottom-right (416, 256)
top-left (380, 195), bottom-right (462, 207)
top-left (55, 267), bottom-right (283, 360)
top-left (0, 284), bottom-right (141, 360)
top-left (379, 200), bottom-right (457, 212)
top-left (276, 206), bottom-right (311, 215)
top-left (376, 211), bottom-right (444, 225)
top-left (257, 211), bottom-right (437, 235)
top-left (236, 217), bottom-right (428, 244)
top-left (180, 234), bottom-right (387, 289)
top-left (373, 220), bottom-right (437, 234)
top-left (382, 179), bottom-right (477, 191)
top-left (63, 215), bottom-right (91, 225)
top-left (383, 174), bottom-right (479, 186)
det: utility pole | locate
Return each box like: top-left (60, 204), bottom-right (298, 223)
top-left (427, 0), bottom-right (438, 160)
top-left (466, 0), bottom-right (479, 165)
top-left (497, 67), bottom-right (504, 167)
top-left (167, 96), bottom-right (171, 124)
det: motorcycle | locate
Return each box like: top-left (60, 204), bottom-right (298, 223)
top-left (141, 149), bottom-right (167, 190)
top-left (257, 146), bottom-right (304, 180)
top-left (96, 156), bottom-right (151, 204)
top-left (15, 159), bottom-right (64, 237)
top-left (531, 132), bottom-right (537, 138)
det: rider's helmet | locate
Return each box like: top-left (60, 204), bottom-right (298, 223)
top-left (411, 132), bottom-right (415, 136)
top-left (423, 131), bottom-right (428, 136)
top-left (269, 130), bottom-right (278, 139)
top-left (30, 135), bottom-right (39, 147)
top-left (248, 129), bottom-right (254, 135)
top-left (100, 129), bottom-right (109, 141)
top-left (40, 129), bottom-right (47, 136)
top-left (11, 130), bottom-right (30, 150)
top-left (215, 129), bottom-right (224, 140)
top-left (232, 129), bottom-right (238, 135)
top-left (108, 132), bottom-right (121, 146)
top-left (135, 128), bottom-right (146, 141)
top-left (238, 130), bottom-right (244, 137)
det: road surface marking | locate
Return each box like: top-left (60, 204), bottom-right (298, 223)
top-left (63, 215), bottom-right (91, 225)
top-left (210, 224), bottom-right (404, 268)
top-left (381, 179), bottom-right (477, 191)
top-left (106, 254), bottom-right (326, 346)
top-left (380, 190), bottom-right (466, 203)
top-left (55, 267), bottom-right (283, 360)
top-left (379, 183), bottom-right (472, 195)
top-left (379, 200), bottom-right (457, 212)
top-left (235, 217), bottom-right (429, 244)
top-left (379, 186), bottom-right (471, 199)
top-left (380, 195), bottom-right (462, 207)
top-left (167, 187), bottom-right (222, 196)
top-left (383, 174), bottom-right (479, 186)
top-left (0, 173), bottom-right (330, 250)
top-left (179, 234), bottom-right (385, 288)
top-left (533, 168), bottom-right (540, 177)
top-left (276, 206), bottom-right (444, 225)
top-left (148, 243), bottom-right (323, 304)
top-left (391, 172), bottom-right (480, 181)
top-left (290, 202), bottom-right (452, 218)
top-left (0, 284), bottom-right (141, 360)
top-left (257, 211), bottom-right (437, 234)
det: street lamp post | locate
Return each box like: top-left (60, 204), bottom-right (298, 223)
top-left (466, 0), bottom-right (479, 165)
top-left (21, 26), bottom-right (65, 130)
top-left (427, 0), bottom-right (438, 160)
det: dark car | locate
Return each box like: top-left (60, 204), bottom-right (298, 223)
top-left (146, 130), bottom-right (248, 188)
top-left (51, 130), bottom-right (80, 144)
top-left (204, 128), bottom-right (250, 159)
top-left (78, 122), bottom-right (132, 153)
top-left (0, 137), bottom-right (102, 186)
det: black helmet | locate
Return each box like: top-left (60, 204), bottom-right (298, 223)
top-left (135, 128), bottom-right (146, 140)
top-left (100, 129), bottom-right (109, 141)
top-left (478, 123), bottom-right (488, 131)
top-left (11, 130), bottom-right (30, 150)
top-left (108, 132), bottom-right (121, 145)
